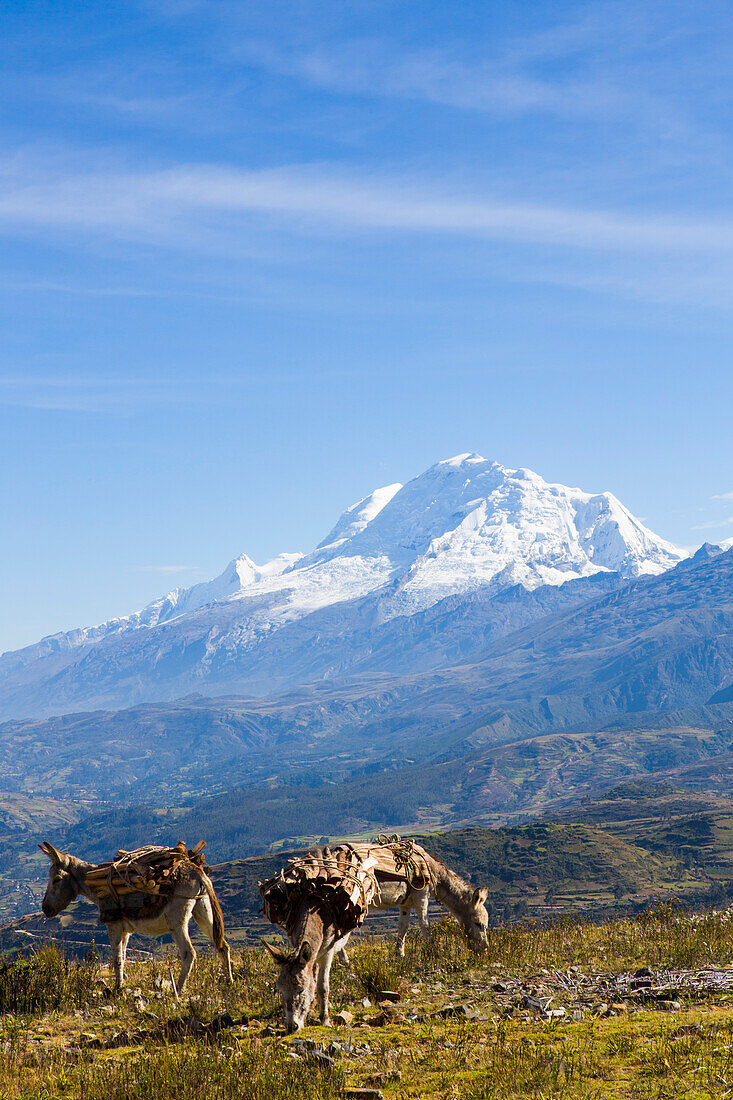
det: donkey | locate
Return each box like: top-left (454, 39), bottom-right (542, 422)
top-left (341, 849), bottom-right (490, 959)
top-left (262, 895), bottom-right (350, 1032)
top-left (39, 842), bottom-right (233, 991)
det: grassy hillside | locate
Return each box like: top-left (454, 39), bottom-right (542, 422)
top-left (556, 780), bottom-right (733, 898)
top-left (5, 907), bottom-right (733, 1098)
top-left (22, 710), bottom-right (733, 862)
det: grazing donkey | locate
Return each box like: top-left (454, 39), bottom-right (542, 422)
top-left (341, 848), bottom-right (490, 959)
top-left (262, 896), bottom-right (350, 1032)
top-left (39, 842), bottom-right (233, 990)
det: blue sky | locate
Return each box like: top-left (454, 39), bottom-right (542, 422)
top-left (2, 0), bottom-right (733, 652)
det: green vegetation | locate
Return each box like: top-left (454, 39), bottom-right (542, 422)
top-left (0, 945), bottom-right (99, 1015)
top-left (4, 907), bottom-right (733, 1098)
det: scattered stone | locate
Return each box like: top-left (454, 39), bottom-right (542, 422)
top-left (106, 1031), bottom-right (132, 1049)
top-left (436, 1004), bottom-right (471, 1019)
top-left (361, 998), bottom-right (371, 1008)
top-left (675, 1024), bottom-right (703, 1037)
top-left (378, 990), bottom-right (400, 1003)
top-left (634, 967), bottom-right (653, 978)
top-left (308, 1051), bottom-right (336, 1067)
top-left (366, 1069), bottom-right (402, 1085)
top-left (657, 1000), bottom-right (681, 1012)
top-left (333, 1010), bottom-right (354, 1026)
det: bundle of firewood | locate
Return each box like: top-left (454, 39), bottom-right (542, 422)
top-left (85, 840), bottom-right (207, 901)
top-left (260, 843), bottom-right (381, 935)
top-left (259, 836), bottom-right (435, 938)
top-left (349, 835), bottom-right (434, 887)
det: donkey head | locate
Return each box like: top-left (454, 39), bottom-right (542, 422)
top-left (462, 886), bottom-right (490, 949)
top-left (39, 842), bottom-right (81, 917)
top-left (262, 939), bottom-right (316, 1032)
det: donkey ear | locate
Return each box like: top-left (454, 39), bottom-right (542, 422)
top-left (298, 941), bottom-right (313, 964)
top-left (260, 938), bottom-right (289, 964)
top-left (473, 887), bottom-right (489, 906)
top-left (39, 842), bottom-right (68, 867)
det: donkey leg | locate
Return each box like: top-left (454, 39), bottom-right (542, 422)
top-left (396, 905), bottom-right (412, 957)
top-left (193, 896), bottom-right (234, 983)
top-left (168, 910), bottom-right (197, 991)
top-left (107, 924), bottom-right (129, 990)
top-left (317, 947), bottom-right (338, 1026)
top-left (415, 887), bottom-right (430, 930)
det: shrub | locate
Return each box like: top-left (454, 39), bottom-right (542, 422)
top-left (0, 946), bottom-right (99, 1016)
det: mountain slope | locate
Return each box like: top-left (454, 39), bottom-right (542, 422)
top-left (0, 454), bottom-right (682, 720)
top-left (2, 549), bottom-right (732, 810)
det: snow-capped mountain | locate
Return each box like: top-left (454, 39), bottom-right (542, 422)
top-left (0, 454), bottom-right (684, 719)
top-left (62, 452), bottom-right (682, 642)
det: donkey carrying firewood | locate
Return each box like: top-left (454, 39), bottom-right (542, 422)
top-left (259, 843), bottom-right (379, 1031)
top-left (336, 841), bottom-right (490, 961)
top-left (363, 848), bottom-right (489, 956)
top-left (39, 841), bottom-right (233, 990)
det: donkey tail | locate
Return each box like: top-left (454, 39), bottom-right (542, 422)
top-left (203, 873), bottom-right (227, 950)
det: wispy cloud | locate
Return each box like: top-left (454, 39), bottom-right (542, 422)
top-left (244, 38), bottom-right (639, 123)
top-left (712, 490), bottom-right (733, 500)
top-left (136, 565), bottom-right (198, 574)
top-left (2, 156), bottom-right (733, 257)
top-left (0, 374), bottom-right (189, 413)
top-left (228, 2), bottom-right (708, 136)
top-left (692, 516), bottom-right (733, 530)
